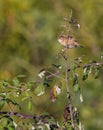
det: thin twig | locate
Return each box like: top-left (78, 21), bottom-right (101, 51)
top-left (46, 70), bottom-right (66, 81)
top-left (65, 51), bottom-right (70, 93)
top-left (0, 111), bottom-right (59, 129)
top-left (83, 61), bottom-right (103, 68)
top-left (0, 111), bottom-right (35, 119)
top-left (7, 103), bottom-right (14, 114)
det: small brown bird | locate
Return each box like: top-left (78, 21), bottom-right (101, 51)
top-left (58, 35), bottom-right (83, 48)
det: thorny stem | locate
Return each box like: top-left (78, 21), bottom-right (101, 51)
top-left (65, 48), bottom-right (75, 129)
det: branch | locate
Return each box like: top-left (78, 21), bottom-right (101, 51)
top-left (36, 70), bottom-right (65, 84)
top-left (0, 111), bottom-right (59, 128)
top-left (64, 48), bottom-right (75, 129)
top-left (0, 111), bottom-right (36, 119)
top-left (83, 61), bottom-right (103, 68)
top-left (46, 70), bottom-right (65, 81)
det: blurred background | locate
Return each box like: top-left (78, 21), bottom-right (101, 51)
top-left (0, 0), bottom-right (103, 129)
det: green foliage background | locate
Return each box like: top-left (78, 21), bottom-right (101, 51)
top-left (0, 0), bottom-right (103, 129)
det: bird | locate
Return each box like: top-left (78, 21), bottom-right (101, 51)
top-left (58, 35), bottom-right (83, 48)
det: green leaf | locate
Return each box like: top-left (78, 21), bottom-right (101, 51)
top-left (52, 64), bottom-right (62, 69)
top-left (21, 96), bottom-right (29, 101)
top-left (82, 66), bottom-right (91, 80)
top-left (5, 98), bottom-right (21, 109)
top-left (28, 101), bottom-right (32, 110)
top-left (34, 84), bottom-right (45, 96)
top-left (1, 117), bottom-right (15, 129)
top-left (0, 93), bottom-right (6, 98)
top-left (43, 81), bottom-right (50, 87)
top-left (79, 93), bottom-right (83, 103)
top-left (43, 124), bottom-right (50, 130)
top-left (73, 84), bottom-right (79, 92)
top-left (38, 69), bottom-right (46, 78)
top-left (7, 126), bottom-right (15, 130)
top-left (82, 74), bottom-right (88, 80)
top-left (71, 64), bottom-right (76, 71)
top-left (100, 52), bottom-right (103, 59)
top-left (43, 79), bottom-right (52, 87)
top-left (12, 77), bottom-right (20, 86)
top-left (2, 80), bottom-right (10, 87)
top-left (0, 100), bottom-right (5, 110)
top-left (1, 117), bottom-right (11, 126)
top-left (17, 75), bottom-right (26, 78)
top-left (73, 74), bottom-right (78, 86)
top-left (94, 68), bottom-right (100, 79)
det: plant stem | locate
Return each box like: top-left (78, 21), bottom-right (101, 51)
top-left (46, 70), bottom-right (65, 81)
top-left (7, 103), bottom-right (14, 114)
top-left (0, 111), bottom-right (59, 128)
top-left (83, 61), bottom-right (103, 68)
top-left (65, 48), bottom-right (75, 129)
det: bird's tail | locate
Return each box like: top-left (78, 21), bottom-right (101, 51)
top-left (75, 41), bottom-right (84, 48)
top-left (79, 44), bottom-right (84, 48)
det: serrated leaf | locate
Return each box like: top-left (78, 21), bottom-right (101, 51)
top-left (34, 84), bottom-right (45, 96)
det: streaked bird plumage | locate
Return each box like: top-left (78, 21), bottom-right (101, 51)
top-left (58, 35), bottom-right (83, 48)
